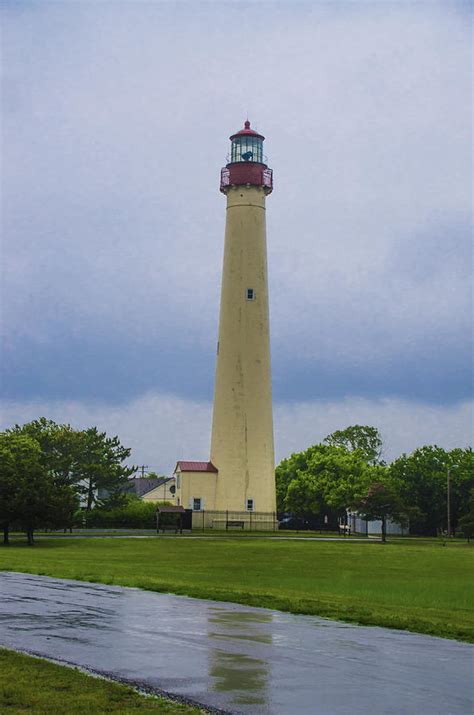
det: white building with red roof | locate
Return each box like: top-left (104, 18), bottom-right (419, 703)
top-left (173, 461), bottom-right (218, 514)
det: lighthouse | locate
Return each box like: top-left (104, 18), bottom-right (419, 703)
top-left (210, 121), bottom-right (276, 514)
top-left (174, 121), bottom-right (276, 524)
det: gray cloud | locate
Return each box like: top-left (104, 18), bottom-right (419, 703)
top-left (2, 1), bottom-right (472, 409)
top-left (1, 393), bottom-right (472, 473)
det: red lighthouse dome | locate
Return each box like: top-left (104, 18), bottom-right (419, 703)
top-left (220, 120), bottom-right (273, 194)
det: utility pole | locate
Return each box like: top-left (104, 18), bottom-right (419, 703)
top-left (447, 467), bottom-right (451, 538)
top-left (138, 465), bottom-right (149, 479)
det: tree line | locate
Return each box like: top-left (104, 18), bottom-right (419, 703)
top-left (0, 418), bottom-right (134, 544)
top-left (277, 425), bottom-right (474, 540)
top-left (1, 419), bottom-right (473, 544)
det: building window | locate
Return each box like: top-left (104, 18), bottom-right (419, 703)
top-left (176, 475), bottom-right (180, 489)
top-left (246, 288), bottom-right (255, 301)
top-left (246, 499), bottom-right (254, 512)
top-left (177, 497), bottom-right (180, 506)
top-left (193, 497), bottom-right (202, 511)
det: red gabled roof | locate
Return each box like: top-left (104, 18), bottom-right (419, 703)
top-left (175, 460), bottom-right (218, 473)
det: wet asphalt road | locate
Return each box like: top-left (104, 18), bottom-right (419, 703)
top-left (0, 572), bottom-right (472, 715)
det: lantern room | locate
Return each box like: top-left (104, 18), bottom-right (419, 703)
top-left (221, 120), bottom-right (273, 194)
top-left (230, 121), bottom-right (264, 163)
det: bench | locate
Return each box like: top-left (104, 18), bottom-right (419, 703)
top-left (226, 520), bottom-right (245, 530)
top-left (159, 525), bottom-right (181, 533)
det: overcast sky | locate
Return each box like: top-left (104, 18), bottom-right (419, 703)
top-left (2, 0), bottom-right (472, 471)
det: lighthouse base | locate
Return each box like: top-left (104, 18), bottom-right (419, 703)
top-left (173, 460), bottom-right (278, 531)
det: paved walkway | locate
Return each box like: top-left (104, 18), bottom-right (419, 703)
top-left (35, 533), bottom-right (379, 542)
top-left (0, 572), bottom-right (472, 714)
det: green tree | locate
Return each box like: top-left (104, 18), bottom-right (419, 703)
top-left (389, 446), bottom-right (473, 536)
top-left (9, 419), bottom-right (136, 511)
top-left (284, 473), bottom-right (320, 520)
top-left (352, 480), bottom-right (410, 543)
top-left (458, 488), bottom-right (474, 541)
top-left (324, 425), bottom-right (383, 465)
top-left (0, 432), bottom-right (77, 545)
top-left (277, 444), bottom-right (371, 522)
top-left (74, 427), bottom-right (135, 510)
top-left (0, 433), bottom-right (34, 544)
top-left (276, 448), bottom-right (315, 513)
top-left (15, 463), bottom-right (77, 545)
top-left (308, 446), bottom-right (371, 511)
top-left (448, 448), bottom-right (474, 533)
top-left (7, 418), bottom-right (82, 488)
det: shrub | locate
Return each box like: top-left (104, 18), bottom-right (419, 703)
top-left (80, 496), bottom-right (171, 529)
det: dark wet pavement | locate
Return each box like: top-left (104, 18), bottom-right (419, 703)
top-left (0, 572), bottom-right (472, 715)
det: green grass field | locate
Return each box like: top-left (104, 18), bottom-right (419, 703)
top-left (0, 648), bottom-right (206, 714)
top-left (1, 537), bottom-right (472, 641)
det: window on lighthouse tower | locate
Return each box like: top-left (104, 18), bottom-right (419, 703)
top-left (246, 288), bottom-right (255, 301)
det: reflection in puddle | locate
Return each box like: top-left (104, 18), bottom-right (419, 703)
top-left (209, 610), bottom-right (272, 624)
top-left (208, 608), bottom-right (272, 706)
top-left (210, 649), bottom-right (268, 705)
top-left (209, 609), bottom-right (273, 644)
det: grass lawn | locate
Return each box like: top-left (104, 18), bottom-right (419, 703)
top-left (1, 536), bottom-right (473, 642)
top-left (0, 648), bottom-right (206, 714)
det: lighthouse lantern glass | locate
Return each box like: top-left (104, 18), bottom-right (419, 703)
top-left (231, 135), bottom-right (263, 164)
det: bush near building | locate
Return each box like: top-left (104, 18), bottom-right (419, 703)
top-left (80, 496), bottom-right (169, 530)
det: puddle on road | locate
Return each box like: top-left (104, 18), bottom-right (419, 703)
top-left (0, 572), bottom-right (472, 715)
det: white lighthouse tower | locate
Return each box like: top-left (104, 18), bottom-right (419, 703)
top-left (210, 121), bottom-right (276, 514)
top-left (174, 121), bottom-right (276, 523)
